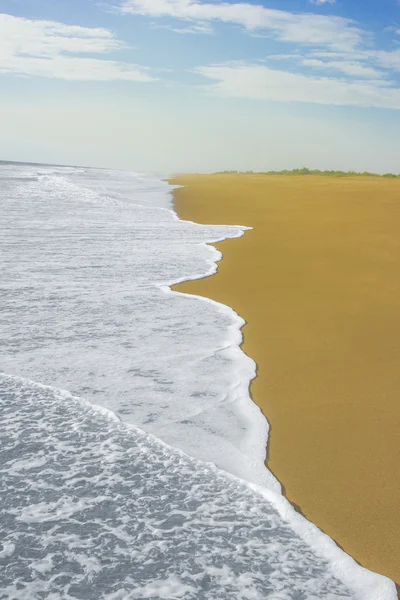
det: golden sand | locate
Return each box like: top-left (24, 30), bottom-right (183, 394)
top-left (170, 174), bottom-right (400, 586)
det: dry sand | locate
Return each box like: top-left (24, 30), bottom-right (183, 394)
top-left (170, 174), bottom-right (400, 586)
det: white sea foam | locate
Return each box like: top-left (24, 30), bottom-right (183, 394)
top-left (1, 162), bottom-right (274, 489)
top-left (0, 373), bottom-right (394, 600)
top-left (0, 162), bottom-right (396, 599)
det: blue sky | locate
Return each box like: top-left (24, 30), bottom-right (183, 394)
top-left (1, 0), bottom-right (400, 172)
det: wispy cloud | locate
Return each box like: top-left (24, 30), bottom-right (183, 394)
top-left (194, 62), bottom-right (400, 110)
top-left (309, 0), bottom-right (335, 5)
top-left (0, 13), bottom-right (155, 81)
top-left (151, 21), bottom-right (213, 34)
top-left (307, 48), bottom-right (400, 74)
top-left (114, 0), bottom-right (400, 108)
top-left (374, 49), bottom-right (400, 71)
top-left (118, 0), bottom-right (364, 51)
top-left (300, 58), bottom-right (385, 79)
top-left (261, 45), bottom-right (400, 84)
top-left (304, 58), bottom-right (381, 79)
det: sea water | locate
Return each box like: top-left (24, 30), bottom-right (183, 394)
top-left (0, 163), bottom-right (395, 599)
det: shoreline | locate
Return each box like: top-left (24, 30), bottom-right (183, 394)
top-left (170, 173), bottom-right (400, 588)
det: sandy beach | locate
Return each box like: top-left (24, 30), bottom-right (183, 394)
top-left (171, 173), bottom-right (400, 586)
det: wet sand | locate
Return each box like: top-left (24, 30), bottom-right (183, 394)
top-left (170, 174), bottom-right (400, 586)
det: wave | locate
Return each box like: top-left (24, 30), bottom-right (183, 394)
top-left (0, 163), bottom-right (273, 488)
top-left (0, 372), bottom-right (394, 599)
top-left (0, 162), bottom-right (396, 598)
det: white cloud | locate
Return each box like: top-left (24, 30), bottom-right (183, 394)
top-left (117, 0), bottom-right (400, 92)
top-left (195, 62), bottom-right (400, 110)
top-left (118, 0), bottom-right (363, 51)
top-left (309, 51), bottom-right (371, 60)
top-left (308, 48), bottom-right (400, 74)
top-left (265, 48), bottom-right (400, 81)
top-left (374, 49), bottom-right (400, 72)
top-left (151, 21), bottom-right (213, 34)
top-left (309, 0), bottom-right (335, 5)
top-left (0, 13), bottom-right (155, 81)
top-left (301, 58), bottom-right (385, 79)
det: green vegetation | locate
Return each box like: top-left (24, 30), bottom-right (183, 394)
top-left (214, 168), bottom-right (400, 178)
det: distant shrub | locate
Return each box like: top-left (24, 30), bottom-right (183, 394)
top-left (214, 168), bottom-right (400, 178)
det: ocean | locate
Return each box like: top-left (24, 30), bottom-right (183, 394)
top-left (0, 163), bottom-right (395, 599)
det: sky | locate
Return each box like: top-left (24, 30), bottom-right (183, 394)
top-left (1, 0), bottom-right (400, 173)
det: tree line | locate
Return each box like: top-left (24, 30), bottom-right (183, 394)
top-left (214, 168), bottom-right (399, 177)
